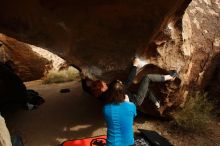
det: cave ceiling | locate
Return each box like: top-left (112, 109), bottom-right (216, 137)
top-left (0, 0), bottom-right (190, 79)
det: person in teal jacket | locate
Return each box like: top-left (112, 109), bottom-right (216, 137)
top-left (103, 80), bottom-right (137, 146)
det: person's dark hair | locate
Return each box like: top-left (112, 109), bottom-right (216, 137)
top-left (91, 80), bottom-right (105, 98)
top-left (105, 80), bottom-right (125, 104)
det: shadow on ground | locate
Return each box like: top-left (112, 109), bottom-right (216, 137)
top-left (2, 80), bottom-right (106, 146)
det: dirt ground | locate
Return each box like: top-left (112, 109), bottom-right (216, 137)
top-left (2, 80), bottom-right (220, 146)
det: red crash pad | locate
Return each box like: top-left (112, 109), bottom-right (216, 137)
top-left (62, 135), bottom-right (107, 146)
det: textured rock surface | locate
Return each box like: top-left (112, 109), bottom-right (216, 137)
top-left (0, 34), bottom-right (50, 81)
top-left (0, 0), bottom-right (220, 116)
top-left (0, 0), bottom-right (189, 75)
top-left (139, 0), bottom-right (220, 115)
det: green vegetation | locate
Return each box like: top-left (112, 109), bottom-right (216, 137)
top-left (172, 93), bottom-right (215, 132)
top-left (43, 67), bottom-right (79, 84)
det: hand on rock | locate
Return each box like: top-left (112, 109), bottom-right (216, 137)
top-left (155, 101), bottom-right (160, 109)
top-left (133, 57), bottom-right (149, 69)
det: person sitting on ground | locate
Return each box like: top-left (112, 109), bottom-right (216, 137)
top-left (103, 80), bottom-right (137, 146)
top-left (80, 57), bottom-right (177, 108)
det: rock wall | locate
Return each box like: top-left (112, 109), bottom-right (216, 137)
top-left (0, 34), bottom-right (50, 81)
top-left (140, 0), bottom-right (220, 115)
top-left (0, 0), bottom-right (189, 75)
top-left (184, 0), bottom-right (220, 89)
top-left (183, 0), bottom-right (220, 115)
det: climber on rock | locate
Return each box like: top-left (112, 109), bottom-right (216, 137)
top-left (80, 57), bottom-right (178, 109)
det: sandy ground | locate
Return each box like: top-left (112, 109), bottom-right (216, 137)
top-left (2, 80), bottom-right (220, 146)
top-left (3, 80), bottom-right (107, 146)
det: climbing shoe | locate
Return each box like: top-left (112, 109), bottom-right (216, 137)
top-left (168, 70), bottom-right (178, 78)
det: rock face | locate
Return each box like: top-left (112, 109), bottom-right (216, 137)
top-left (137, 0), bottom-right (220, 115)
top-left (0, 34), bottom-right (50, 81)
top-left (0, 0), bottom-right (220, 116)
top-left (0, 0), bottom-right (189, 73)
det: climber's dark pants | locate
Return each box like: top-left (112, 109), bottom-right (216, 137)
top-left (131, 74), bottom-right (166, 106)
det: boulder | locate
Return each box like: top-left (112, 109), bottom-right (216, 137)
top-left (0, 34), bottom-right (50, 81)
